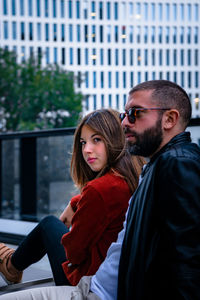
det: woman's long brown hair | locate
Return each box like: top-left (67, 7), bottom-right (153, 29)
top-left (70, 109), bottom-right (144, 193)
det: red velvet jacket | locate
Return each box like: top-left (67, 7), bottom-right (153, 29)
top-left (61, 172), bottom-right (131, 285)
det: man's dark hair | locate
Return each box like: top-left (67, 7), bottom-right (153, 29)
top-left (129, 80), bottom-right (192, 128)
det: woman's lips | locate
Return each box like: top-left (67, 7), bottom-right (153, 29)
top-left (87, 158), bottom-right (96, 164)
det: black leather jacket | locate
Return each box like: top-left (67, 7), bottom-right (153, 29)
top-left (118, 132), bottom-right (200, 300)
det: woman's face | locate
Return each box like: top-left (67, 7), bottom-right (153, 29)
top-left (80, 125), bottom-right (107, 172)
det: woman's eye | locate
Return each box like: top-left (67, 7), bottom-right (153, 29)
top-left (94, 137), bottom-right (101, 143)
top-left (80, 140), bottom-right (86, 146)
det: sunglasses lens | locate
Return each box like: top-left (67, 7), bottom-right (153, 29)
top-left (128, 109), bottom-right (136, 124)
top-left (119, 113), bottom-right (125, 122)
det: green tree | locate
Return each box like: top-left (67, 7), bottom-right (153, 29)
top-left (0, 48), bottom-right (83, 131)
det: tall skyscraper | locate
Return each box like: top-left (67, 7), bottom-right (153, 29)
top-left (0, 0), bottom-right (199, 117)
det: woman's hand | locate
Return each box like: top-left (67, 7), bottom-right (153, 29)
top-left (59, 203), bottom-right (75, 229)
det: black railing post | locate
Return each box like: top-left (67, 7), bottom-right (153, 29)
top-left (20, 137), bottom-right (37, 221)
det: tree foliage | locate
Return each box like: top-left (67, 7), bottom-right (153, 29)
top-left (0, 48), bottom-right (83, 131)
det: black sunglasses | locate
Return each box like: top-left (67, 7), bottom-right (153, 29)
top-left (119, 107), bottom-right (171, 124)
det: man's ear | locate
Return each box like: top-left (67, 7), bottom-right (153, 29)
top-left (162, 109), bottom-right (180, 129)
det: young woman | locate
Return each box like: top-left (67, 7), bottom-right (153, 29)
top-left (0, 109), bottom-right (144, 287)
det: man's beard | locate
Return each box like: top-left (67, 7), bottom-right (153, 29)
top-left (127, 117), bottom-right (163, 157)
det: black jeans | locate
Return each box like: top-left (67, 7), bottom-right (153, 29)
top-left (11, 215), bottom-right (70, 285)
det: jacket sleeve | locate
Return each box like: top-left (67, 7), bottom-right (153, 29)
top-left (61, 184), bottom-right (108, 265)
top-left (156, 154), bottom-right (200, 294)
top-left (70, 194), bottom-right (81, 212)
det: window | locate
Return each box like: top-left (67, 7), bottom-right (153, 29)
top-left (187, 49), bottom-right (191, 66)
top-left (152, 49), bottom-right (155, 66)
top-left (144, 26), bottom-right (148, 43)
top-left (115, 49), bottom-right (119, 65)
top-left (115, 26), bottom-right (118, 42)
top-left (129, 26), bottom-right (133, 43)
top-left (69, 48), bottom-right (73, 64)
top-left (69, 24), bottom-right (73, 42)
top-left (151, 3), bottom-right (155, 21)
top-left (21, 46), bottom-right (25, 62)
top-left (93, 72), bottom-right (96, 88)
top-left (84, 25), bottom-right (88, 42)
top-left (194, 4), bottom-right (199, 21)
top-left (21, 22), bottom-right (25, 40)
top-left (144, 49), bottom-right (148, 66)
top-left (173, 72), bottom-right (177, 83)
top-left (173, 49), bottom-right (177, 66)
top-left (76, 0), bottom-right (80, 18)
top-left (68, 0), bottom-right (73, 18)
top-left (195, 49), bottom-right (198, 66)
top-left (130, 49), bottom-right (134, 66)
top-left (122, 49), bottom-right (126, 66)
top-left (108, 95), bottom-right (112, 107)
top-left (136, 26), bottom-right (141, 43)
top-left (77, 48), bottom-right (81, 65)
top-left (122, 26), bottom-right (126, 43)
top-left (180, 27), bottom-right (184, 44)
top-left (173, 4), bottom-right (177, 21)
top-left (159, 49), bottom-right (163, 65)
top-left (85, 95), bottom-right (89, 110)
top-left (61, 24), bottom-right (65, 41)
top-left (180, 49), bottom-right (184, 66)
top-left (136, 3), bottom-right (141, 19)
top-left (188, 72), bottom-right (191, 88)
top-left (107, 25), bottom-right (111, 42)
top-left (92, 25), bottom-right (96, 42)
top-left (158, 3), bottom-right (163, 21)
top-left (91, 1), bottom-right (96, 19)
top-left (60, 0), bottom-right (65, 17)
top-left (12, 0), bottom-right (16, 15)
top-left (180, 4), bottom-right (184, 21)
top-left (3, 0), bottom-right (7, 15)
top-left (116, 95), bottom-right (119, 109)
top-left (137, 49), bottom-right (141, 66)
top-left (187, 27), bottom-right (191, 44)
top-left (45, 0), bottom-right (48, 17)
top-left (46, 47), bottom-right (49, 64)
top-left (77, 25), bottom-right (81, 42)
top-left (195, 72), bottom-right (199, 88)
top-left (100, 48), bottom-right (104, 65)
top-left (108, 72), bottom-right (112, 88)
top-left (173, 27), bottom-right (177, 44)
top-left (54, 47), bottom-right (57, 64)
top-left (37, 0), bottom-right (41, 17)
top-left (12, 22), bottom-right (17, 40)
top-left (83, 0), bottom-right (88, 18)
top-left (85, 48), bottom-right (88, 65)
top-left (137, 72), bottom-right (141, 84)
top-left (158, 26), bottom-right (162, 43)
top-left (53, 0), bottom-right (57, 17)
top-left (144, 3), bottom-right (148, 20)
top-left (107, 2), bottom-right (111, 19)
top-left (116, 72), bottom-right (119, 88)
top-left (108, 49), bottom-right (111, 65)
top-left (130, 72), bottom-right (134, 87)
top-left (53, 24), bottom-right (57, 41)
top-left (4, 21), bottom-right (8, 39)
top-left (99, 1), bottom-right (103, 19)
top-left (93, 96), bottom-right (97, 110)
top-left (114, 2), bottom-right (118, 20)
top-left (92, 48), bottom-right (96, 65)
top-left (145, 72), bottom-right (148, 81)
top-left (20, 0), bottom-right (24, 16)
top-left (166, 49), bottom-right (170, 66)
top-left (122, 2), bottom-right (126, 19)
top-left (123, 94), bottom-right (126, 107)
top-left (61, 48), bottom-right (65, 65)
top-left (100, 72), bottom-right (104, 88)
top-left (194, 27), bottom-right (198, 44)
top-left (166, 27), bottom-right (170, 43)
top-left (85, 71), bottom-right (89, 87)
top-left (129, 2), bottom-right (134, 20)
top-left (166, 3), bottom-right (170, 21)
top-left (101, 95), bottom-right (104, 107)
top-left (45, 24), bottom-right (49, 41)
top-left (29, 23), bottom-right (33, 40)
top-left (151, 26), bottom-right (155, 43)
top-left (187, 4), bottom-right (191, 21)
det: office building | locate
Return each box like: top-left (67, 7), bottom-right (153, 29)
top-left (0, 0), bottom-right (200, 117)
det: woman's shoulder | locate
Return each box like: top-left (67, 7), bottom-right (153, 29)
top-left (86, 172), bottom-right (129, 192)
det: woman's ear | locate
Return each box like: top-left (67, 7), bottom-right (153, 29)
top-left (162, 109), bottom-right (180, 129)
